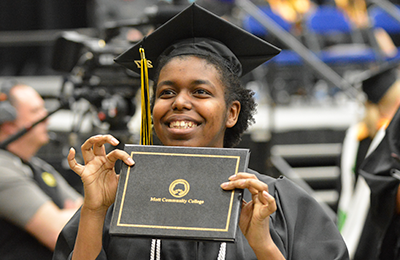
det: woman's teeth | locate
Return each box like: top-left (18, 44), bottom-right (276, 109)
top-left (169, 121), bottom-right (197, 129)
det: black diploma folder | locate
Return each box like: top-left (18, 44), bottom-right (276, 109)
top-left (110, 144), bottom-right (250, 242)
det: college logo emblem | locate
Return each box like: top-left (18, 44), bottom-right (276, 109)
top-left (169, 179), bottom-right (190, 198)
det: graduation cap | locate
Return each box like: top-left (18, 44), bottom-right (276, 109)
top-left (114, 2), bottom-right (281, 79)
top-left (114, 3), bottom-right (280, 145)
top-left (359, 61), bottom-right (400, 104)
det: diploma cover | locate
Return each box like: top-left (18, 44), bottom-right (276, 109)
top-left (110, 144), bottom-right (250, 242)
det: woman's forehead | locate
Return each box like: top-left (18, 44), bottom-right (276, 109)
top-left (162, 55), bottom-right (217, 71)
top-left (157, 56), bottom-right (220, 81)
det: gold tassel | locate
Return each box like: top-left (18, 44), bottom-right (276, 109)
top-left (139, 47), bottom-right (153, 145)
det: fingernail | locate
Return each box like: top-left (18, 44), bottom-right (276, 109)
top-left (127, 157), bottom-right (134, 165)
top-left (221, 182), bottom-right (229, 188)
top-left (111, 138), bottom-right (119, 145)
top-left (228, 175), bottom-right (236, 180)
top-left (263, 191), bottom-right (271, 198)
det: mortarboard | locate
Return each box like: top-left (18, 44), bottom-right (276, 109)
top-left (114, 3), bottom-right (281, 145)
top-left (359, 61), bottom-right (399, 104)
top-left (114, 3), bottom-right (281, 80)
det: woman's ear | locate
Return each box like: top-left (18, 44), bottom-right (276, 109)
top-left (226, 100), bottom-right (240, 128)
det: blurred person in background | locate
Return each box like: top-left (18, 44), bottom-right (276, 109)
top-left (338, 62), bottom-right (400, 258)
top-left (0, 81), bottom-right (83, 259)
top-left (355, 98), bottom-right (400, 260)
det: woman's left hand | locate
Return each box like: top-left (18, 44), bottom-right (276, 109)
top-left (221, 172), bottom-right (277, 253)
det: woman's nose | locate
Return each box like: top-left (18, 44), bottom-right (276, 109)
top-left (172, 92), bottom-right (192, 110)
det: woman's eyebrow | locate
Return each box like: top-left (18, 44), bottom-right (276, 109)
top-left (192, 79), bottom-right (216, 90)
top-left (157, 79), bottom-right (216, 89)
top-left (156, 80), bottom-right (174, 88)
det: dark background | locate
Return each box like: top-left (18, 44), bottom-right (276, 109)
top-left (0, 0), bottom-right (91, 76)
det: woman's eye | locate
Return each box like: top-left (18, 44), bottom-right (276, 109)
top-left (194, 89), bottom-right (210, 96)
top-left (159, 89), bottom-right (175, 97)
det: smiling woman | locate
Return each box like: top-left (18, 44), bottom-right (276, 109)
top-left (53, 3), bottom-right (350, 260)
top-left (151, 51), bottom-right (258, 149)
top-left (152, 56), bottom-right (239, 148)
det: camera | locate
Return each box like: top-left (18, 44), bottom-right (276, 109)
top-left (51, 31), bottom-right (140, 131)
top-left (50, 0), bottom-right (196, 133)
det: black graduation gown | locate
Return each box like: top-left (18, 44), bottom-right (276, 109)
top-left (53, 170), bottom-right (349, 260)
top-left (357, 107), bottom-right (400, 260)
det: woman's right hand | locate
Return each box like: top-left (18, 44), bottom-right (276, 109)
top-left (67, 134), bottom-right (135, 213)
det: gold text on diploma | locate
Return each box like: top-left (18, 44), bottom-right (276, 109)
top-left (150, 197), bottom-right (205, 205)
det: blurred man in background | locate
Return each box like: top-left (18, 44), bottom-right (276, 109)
top-left (0, 81), bottom-right (82, 259)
